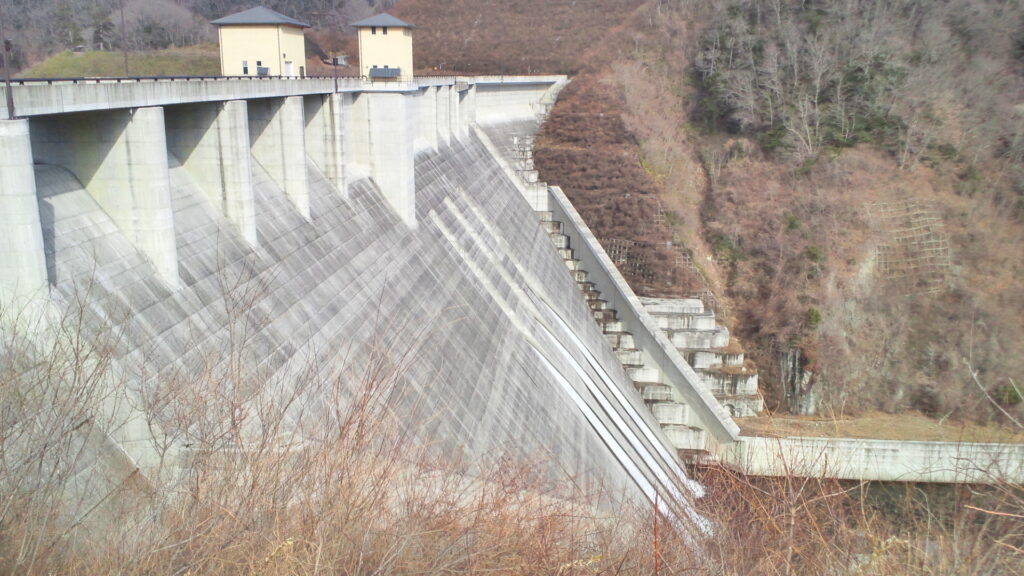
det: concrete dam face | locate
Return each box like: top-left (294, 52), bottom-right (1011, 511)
top-left (0, 77), bottom-right (731, 542)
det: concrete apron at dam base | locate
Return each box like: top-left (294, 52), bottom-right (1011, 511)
top-left (0, 74), bottom-right (1020, 545)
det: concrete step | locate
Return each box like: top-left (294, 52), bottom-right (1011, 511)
top-left (577, 280), bottom-right (596, 293)
top-left (615, 348), bottom-right (643, 367)
top-left (683, 349), bottom-right (745, 370)
top-left (628, 366), bottom-right (661, 383)
top-left (665, 327), bottom-right (731, 350)
top-left (583, 289), bottom-right (602, 301)
top-left (651, 312), bottom-right (718, 331)
top-left (652, 402), bottom-right (690, 426)
top-left (535, 211), bottom-right (554, 222)
top-left (570, 269), bottom-right (589, 283)
top-left (592, 308), bottom-right (617, 323)
top-left (697, 365), bottom-right (759, 396)
top-left (588, 298), bottom-right (610, 311)
top-left (564, 258), bottom-right (583, 271)
top-left (550, 233), bottom-right (570, 249)
top-left (598, 318), bottom-right (624, 333)
top-left (640, 297), bottom-right (706, 316)
top-left (558, 247), bottom-right (574, 260)
top-left (662, 425), bottom-right (707, 452)
top-left (639, 382), bottom-right (674, 402)
top-left (542, 220), bottom-right (563, 234)
top-left (604, 331), bottom-right (635, 350)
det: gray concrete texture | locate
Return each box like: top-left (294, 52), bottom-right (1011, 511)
top-left (28, 112), bottom-right (705, 533)
top-left (1, 75), bottom-right (567, 118)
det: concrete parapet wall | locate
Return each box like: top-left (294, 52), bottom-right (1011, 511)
top-left (475, 83), bottom-right (555, 124)
top-left (2, 75), bottom-right (567, 119)
top-left (4, 77), bottom-right (361, 118)
top-left (727, 436), bottom-right (1024, 483)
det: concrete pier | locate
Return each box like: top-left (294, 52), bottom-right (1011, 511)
top-left (0, 120), bottom-right (48, 307)
top-left (303, 93), bottom-right (347, 194)
top-left (249, 96), bottom-right (309, 219)
top-left (165, 100), bottom-right (257, 246)
top-left (436, 84), bottom-right (451, 146)
top-left (459, 85), bottom-right (476, 139)
top-left (30, 107), bottom-right (179, 288)
top-left (449, 85), bottom-right (461, 140)
top-left (416, 86), bottom-right (439, 152)
top-left (365, 91), bottom-right (417, 227)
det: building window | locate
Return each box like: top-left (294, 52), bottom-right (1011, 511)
top-left (371, 26), bottom-right (377, 35)
top-left (256, 60), bottom-right (262, 66)
top-left (242, 60), bottom-right (248, 75)
top-left (382, 26), bottom-right (388, 35)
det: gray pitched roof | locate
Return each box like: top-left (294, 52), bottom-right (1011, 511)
top-left (211, 7), bottom-right (311, 28)
top-left (350, 13), bottom-right (414, 29)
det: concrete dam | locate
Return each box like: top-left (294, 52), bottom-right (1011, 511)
top-left (1, 75), bottom-right (1020, 549)
top-left (0, 75), bottom-right (745, 539)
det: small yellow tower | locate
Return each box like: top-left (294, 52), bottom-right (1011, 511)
top-left (351, 14), bottom-right (414, 80)
top-left (212, 7), bottom-right (311, 77)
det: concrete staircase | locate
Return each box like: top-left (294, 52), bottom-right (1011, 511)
top-left (537, 210), bottom-right (710, 454)
top-left (641, 298), bottom-right (763, 417)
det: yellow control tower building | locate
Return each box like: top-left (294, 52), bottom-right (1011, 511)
top-left (212, 7), bottom-right (311, 77)
top-left (351, 14), bottom-right (414, 81)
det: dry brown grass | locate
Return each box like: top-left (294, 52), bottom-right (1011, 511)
top-left (692, 463), bottom-right (1024, 576)
top-left (738, 411), bottom-right (1024, 444)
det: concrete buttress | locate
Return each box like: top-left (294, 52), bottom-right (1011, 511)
top-left (417, 86), bottom-right (439, 152)
top-left (29, 107), bottom-right (180, 289)
top-left (248, 96), bottom-right (309, 219)
top-left (459, 85), bottom-right (477, 139)
top-left (165, 100), bottom-right (257, 246)
top-left (0, 119), bottom-right (48, 307)
top-left (449, 85), bottom-right (461, 140)
top-left (436, 85), bottom-right (452, 146)
top-left (303, 93), bottom-right (347, 195)
top-left (365, 91), bottom-right (417, 227)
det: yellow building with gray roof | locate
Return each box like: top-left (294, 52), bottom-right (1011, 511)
top-left (351, 13), bottom-right (415, 80)
top-left (212, 7), bottom-right (310, 77)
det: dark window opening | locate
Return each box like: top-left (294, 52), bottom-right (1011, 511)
top-left (371, 26), bottom-right (377, 34)
top-left (242, 60), bottom-right (249, 75)
top-left (383, 27), bottom-right (388, 35)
